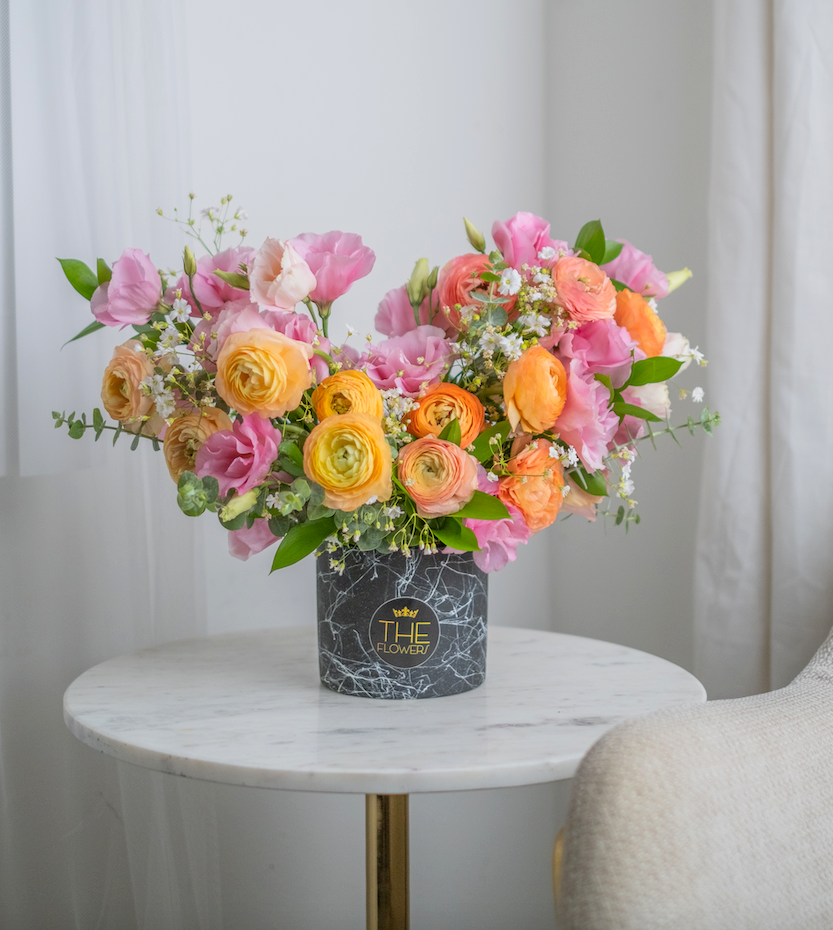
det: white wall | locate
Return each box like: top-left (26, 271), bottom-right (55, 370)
top-left (169, 2), bottom-right (715, 928)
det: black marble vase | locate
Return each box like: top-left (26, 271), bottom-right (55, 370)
top-left (316, 549), bottom-right (488, 699)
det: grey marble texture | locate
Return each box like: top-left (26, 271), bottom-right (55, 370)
top-left (63, 627), bottom-right (706, 794)
top-left (317, 550), bottom-right (488, 699)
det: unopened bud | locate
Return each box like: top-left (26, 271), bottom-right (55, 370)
top-left (219, 488), bottom-right (258, 523)
top-left (427, 265), bottom-right (439, 290)
top-left (406, 257), bottom-right (430, 308)
top-left (463, 217), bottom-right (486, 253)
top-left (666, 267), bottom-right (693, 293)
top-left (183, 245), bottom-right (197, 277)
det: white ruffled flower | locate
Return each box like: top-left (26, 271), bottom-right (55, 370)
top-left (498, 333), bottom-right (524, 360)
top-left (538, 246), bottom-right (556, 261)
top-left (170, 297), bottom-right (191, 323)
top-left (692, 386), bottom-right (704, 403)
top-left (155, 392), bottom-right (176, 418)
top-left (498, 268), bottom-right (522, 296)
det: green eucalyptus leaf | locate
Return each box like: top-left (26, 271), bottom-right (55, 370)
top-left (306, 502), bottom-right (335, 522)
top-left (271, 516), bottom-right (336, 571)
top-left (57, 258), bottom-right (99, 300)
top-left (479, 271), bottom-right (501, 283)
top-left (67, 420), bottom-right (85, 440)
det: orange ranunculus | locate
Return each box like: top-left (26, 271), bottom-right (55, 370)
top-left (497, 438), bottom-right (564, 533)
top-left (215, 328), bottom-right (313, 418)
top-left (614, 289), bottom-right (667, 358)
top-left (163, 408), bottom-right (234, 482)
top-left (503, 346), bottom-right (568, 434)
top-left (396, 436), bottom-right (478, 519)
top-left (407, 382), bottom-right (486, 448)
top-left (101, 340), bottom-right (159, 432)
top-left (303, 412), bottom-right (392, 511)
top-left (435, 253), bottom-right (491, 332)
top-left (553, 256), bottom-right (616, 323)
top-left (311, 370), bottom-right (384, 421)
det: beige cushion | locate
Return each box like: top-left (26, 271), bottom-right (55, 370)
top-left (557, 631), bottom-right (833, 929)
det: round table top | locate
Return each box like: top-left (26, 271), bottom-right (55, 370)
top-left (63, 626), bottom-right (705, 794)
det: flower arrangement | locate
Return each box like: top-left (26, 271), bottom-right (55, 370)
top-left (54, 197), bottom-right (718, 574)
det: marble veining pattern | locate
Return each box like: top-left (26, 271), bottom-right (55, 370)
top-left (317, 550), bottom-right (488, 699)
top-left (63, 627), bottom-right (706, 794)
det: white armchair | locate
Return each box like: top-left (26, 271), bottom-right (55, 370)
top-left (554, 631), bottom-right (833, 929)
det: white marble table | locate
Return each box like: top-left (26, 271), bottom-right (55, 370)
top-left (64, 626), bottom-right (706, 929)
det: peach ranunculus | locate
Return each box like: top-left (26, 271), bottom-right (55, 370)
top-left (311, 370), bottom-right (384, 421)
top-left (553, 255), bottom-right (616, 323)
top-left (215, 329), bottom-right (314, 418)
top-left (248, 238), bottom-right (317, 310)
top-left (497, 438), bottom-right (565, 533)
top-left (503, 346), bottom-right (568, 434)
top-left (436, 253), bottom-right (492, 332)
top-left (302, 412), bottom-right (392, 511)
top-left (163, 408), bottom-right (234, 482)
top-left (100, 340), bottom-right (160, 434)
top-left (407, 382), bottom-right (486, 448)
top-left (397, 436), bottom-right (479, 519)
top-left (613, 289), bottom-right (667, 358)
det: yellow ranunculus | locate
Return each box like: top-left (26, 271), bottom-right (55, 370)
top-left (311, 370), bottom-right (384, 420)
top-left (215, 329), bottom-right (313, 418)
top-left (302, 412), bottom-right (392, 512)
top-left (163, 408), bottom-right (233, 482)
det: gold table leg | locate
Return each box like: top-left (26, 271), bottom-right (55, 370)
top-left (366, 794), bottom-right (409, 930)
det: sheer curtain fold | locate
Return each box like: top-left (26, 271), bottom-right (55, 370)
top-left (696, 0), bottom-right (833, 697)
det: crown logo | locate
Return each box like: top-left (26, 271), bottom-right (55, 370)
top-left (392, 606), bottom-right (419, 618)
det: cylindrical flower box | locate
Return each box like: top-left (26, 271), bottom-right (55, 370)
top-left (316, 549), bottom-right (488, 699)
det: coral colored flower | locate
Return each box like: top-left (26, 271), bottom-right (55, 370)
top-left (497, 438), bottom-right (564, 533)
top-left (100, 340), bottom-right (157, 428)
top-left (194, 413), bottom-right (281, 496)
top-left (312, 370), bottom-right (384, 420)
top-left (91, 248), bottom-right (161, 327)
top-left (562, 475), bottom-right (603, 522)
top-left (614, 289), bottom-right (667, 358)
top-left (556, 319), bottom-right (643, 389)
top-left (407, 382), bottom-right (485, 448)
top-left (397, 436), bottom-right (478, 519)
top-left (290, 231), bottom-right (375, 307)
top-left (554, 359), bottom-right (619, 472)
top-left (503, 346), bottom-right (568, 434)
top-left (436, 253), bottom-right (492, 333)
top-left (491, 212), bottom-right (570, 269)
top-left (375, 285), bottom-right (434, 337)
top-left (163, 408), bottom-right (233, 482)
top-left (228, 519), bottom-right (280, 561)
top-left (361, 326), bottom-right (454, 397)
top-left (602, 240), bottom-right (669, 298)
top-left (215, 329), bottom-right (313, 418)
top-left (553, 256), bottom-right (616, 323)
top-left (248, 238), bottom-right (316, 309)
top-left (303, 412), bottom-right (392, 512)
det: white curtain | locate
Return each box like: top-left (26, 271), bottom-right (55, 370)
top-left (695, 0), bottom-right (833, 698)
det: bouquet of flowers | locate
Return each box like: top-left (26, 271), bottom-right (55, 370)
top-left (54, 197), bottom-right (717, 574)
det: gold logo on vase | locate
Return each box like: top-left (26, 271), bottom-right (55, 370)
top-left (369, 598), bottom-right (440, 668)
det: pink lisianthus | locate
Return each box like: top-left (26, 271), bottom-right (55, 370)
top-left (194, 413), bottom-right (281, 496)
top-left (189, 298), bottom-right (262, 370)
top-left (361, 326), bottom-right (454, 396)
top-left (553, 256), bottom-right (616, 324)
top-left (249, 238), bottom-right (316, 309)
top-left (91, 248), bottom-right (161, 327)
top-left (557, 319), bottom-right (644, 389)
top-left (601, 240), bottom-right (669, 299)
top-left (491, 212), bottom-right (571, 269)
top-left (375, 285), bottom-right (434, 337)
top-left (554, 359), bottom-right (619, 472)
top-left (192, 246), bottom-right (255, 313)
top-left (290, 231), bottom-right (375, 308)
top-left (261, 308), bottom-right (332, 383)
top-left (448, 466), bottom-right (532, 572)
top-left (228, 518), bottom-right (281, 561)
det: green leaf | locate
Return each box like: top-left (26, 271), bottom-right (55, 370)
top-left (219, 511), bottom-right (247, 531)
top-left (271, 516), bottom-right (336, 571)
top-left (213, 270), bottom-right (249, 289)
top-left (112, 422), bottom-right (122, 446)
top-left (615, 505), bottom-right (625, 526)
top-left (602, 240), bottom-right (623, 265)
top-left (612, 401), bottom-right (662, 423)
top-left (96, 258), bottom-right (112, 284)
top-left (573, 220), bottom-right (606, 265)
top-left (611, 279), bottom-right (628, 292)
top-left (626, 356), bottom-right (683, 387)
top-left (62, 320), bottom-right (105, 348)
top-left (67, 420), bottom-right (85, 440)
top-left (479, 271), bottom-right (501, 283)
top-left (130, 432), bottom-right (141, 451)
top-left (57, 258), bottom-right (99, 300)
top-left (307, 501), bottom-right (335, 522)
top-left (438, 417), bottom-right (462, 446)
top-left (454, 490), bottom-right (511, 521)
top-left (431, 518), bottom-right (480, 552)
top-left (469, 421), bottom-right (510, 461)
top-left (278, 439), bottom-right (305, 477)
top-left (570, 467), bottom-right (608, 497)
